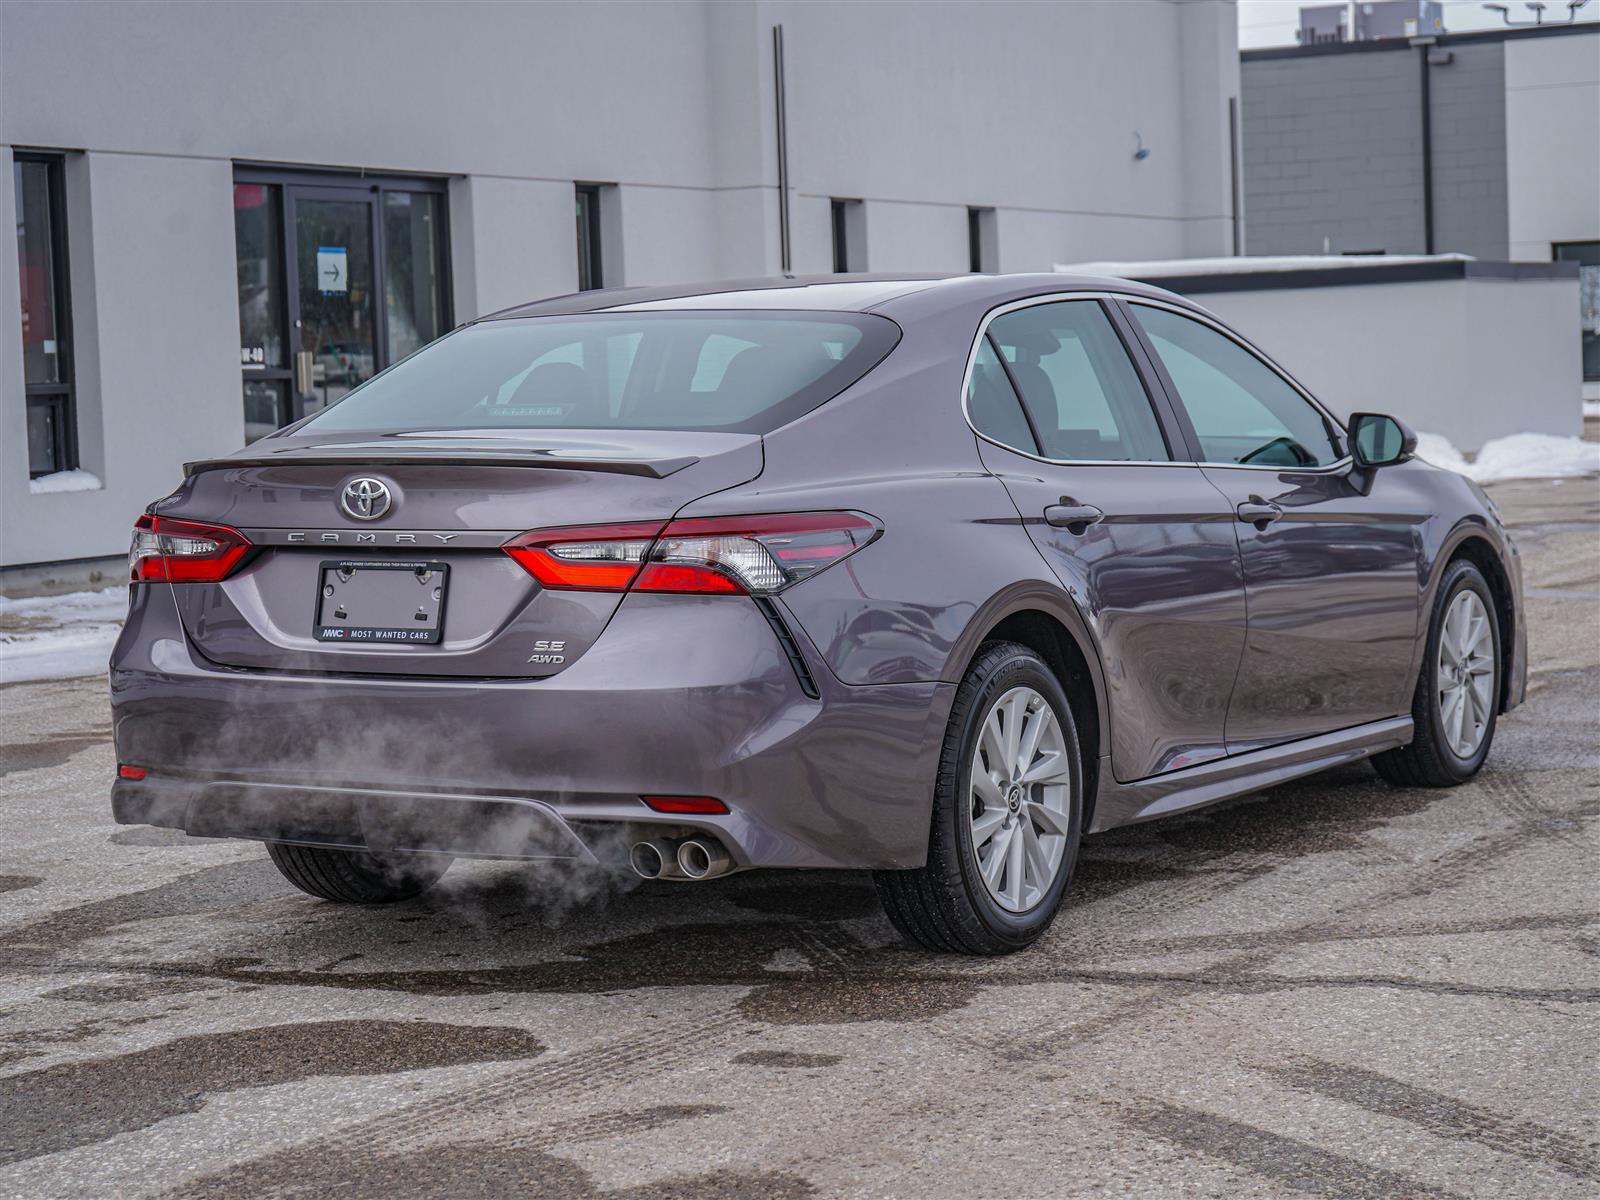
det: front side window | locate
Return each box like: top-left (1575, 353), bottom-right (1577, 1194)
top-left (13, 152), bottom-right (75, 476)
top-left (296, 311), bottom-right (899, 435)
top-left (986, 301), bottom-right (1170, 462)
top-left (1133, 305), bottom-right (1341, 468)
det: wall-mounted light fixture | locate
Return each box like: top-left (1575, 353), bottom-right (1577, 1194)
top-left (1483, 0), bottom-right (1590, 26)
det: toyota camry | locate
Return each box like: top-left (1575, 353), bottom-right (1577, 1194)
top-left (109, 274), bottom-right (1526, 954)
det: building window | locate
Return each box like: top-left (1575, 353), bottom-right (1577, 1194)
top-left (831, 198), bottom-right (865, 273)
top-left (13, 152), bottom-right (75, 477)
top-left (575, 184), bottom-right (605, 291)
top-left (1555, 242), bottom-right (1599, 383)
top-left (968, 206), bottom-right (996, 273)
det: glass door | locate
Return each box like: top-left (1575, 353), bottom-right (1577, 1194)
top-left (288, 189), bottom-right (378, 416)
top-left (234, 169), bottom-right (449, 442)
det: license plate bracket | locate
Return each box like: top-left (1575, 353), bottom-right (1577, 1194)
top-left (314, 560), bottom-right (449, 644)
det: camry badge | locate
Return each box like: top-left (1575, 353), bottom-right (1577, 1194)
top-left (339, 477), bottom-right (393, 521)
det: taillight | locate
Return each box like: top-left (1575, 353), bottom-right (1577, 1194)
top-left (130, 514), bottom-right (253, 584)
top-left (502, 512), bottom-right (878, 596)
top-left (502, 522), bottom-right (665, 591)
top-left (636, 513), bottom-right (878, 594)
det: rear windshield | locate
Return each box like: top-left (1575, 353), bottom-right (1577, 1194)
top-left (296, 311), bottom-right (900, 436)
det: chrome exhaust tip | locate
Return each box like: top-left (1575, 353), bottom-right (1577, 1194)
top-left (676, 837), bottom-right (732, 880)
top-left (630, 839), bottom-right (682, 880)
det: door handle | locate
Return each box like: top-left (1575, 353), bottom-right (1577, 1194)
top-left (1235, 499), bottom-right (1284, 527)
top-left (294, 350), bottom-right (316, 394)
top-left (1044, 503), bottom-right (1104, 533)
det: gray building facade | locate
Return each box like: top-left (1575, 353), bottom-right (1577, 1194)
top-left (1240, 22), bottom-right (1599, 391)
top-left (1, 0), bottom-right (1244, 572)
top-left (1241, 25), bottom-right (1591, 259)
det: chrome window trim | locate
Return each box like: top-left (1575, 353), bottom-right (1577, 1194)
top-left (958, 291), bottom-right (1196, 469)
top-left (958, 289), bottom-right (1356, 475)
top-left (1122, 297), bottom-right (1354, 475)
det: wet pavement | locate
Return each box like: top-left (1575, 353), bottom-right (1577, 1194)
top-left (1, 478), bottom-right (1596, 1198)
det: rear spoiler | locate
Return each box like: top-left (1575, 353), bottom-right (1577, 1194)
top-left (184, 446), bottom-right (698, 480)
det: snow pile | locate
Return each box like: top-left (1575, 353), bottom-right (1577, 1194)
top-left (1415, 432), bottom-right (1600, 483)
top-left (29, 469), bottom-right (102, 495)
top-left (1056, 254), bottom-right (1471, 279)
top-left (0, 586), bottom-right (127, 684)
top-left (1412, 432), bottom-right (1472, 475)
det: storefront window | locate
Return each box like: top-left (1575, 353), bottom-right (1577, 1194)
top-left (575, 184), bottom-right (603, 292)
top-left (1555, 242), bottom-right (1599, 383)
top-left (384, 191), bottom-right (444, 361)
top-left (234, 181), bottom-right (292, 441)
top-left (13, 152), bottom-right (75, 476)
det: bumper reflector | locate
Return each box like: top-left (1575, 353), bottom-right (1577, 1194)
top-left (641, 795), bottom-right (729, 815)
top-left (117, 764), bottom-right (148, 780)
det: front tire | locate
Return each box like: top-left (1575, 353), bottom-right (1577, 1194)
top-left (266, 843), bottom-right (451, 903)
top-left (1373, 559), bottom-right (1501, 788)
top-left (875, 641), bottom-right (1083, 955)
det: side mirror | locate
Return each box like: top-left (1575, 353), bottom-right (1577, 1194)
top-left (1348, 412), bottom-right (1417, 468)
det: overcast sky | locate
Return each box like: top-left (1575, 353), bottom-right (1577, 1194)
top-left (1238, 0), bottom-right (1598, 48)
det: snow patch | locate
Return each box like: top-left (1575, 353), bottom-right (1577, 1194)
top-left (29, 469), bottom-right (102, 495)
top-left (1467, 433), bottom-right (1600, 483)
top-left (0, 586), bottom-right (127, 684)
top-left (1415, 432), bottom-right (1600, 483)
top-left (1412, 432), bottom-right (1472, 476)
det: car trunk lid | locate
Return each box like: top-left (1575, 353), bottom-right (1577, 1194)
top-left (157, 429), bottom-right (763, 677)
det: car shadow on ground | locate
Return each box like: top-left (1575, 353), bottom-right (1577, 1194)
top-left (7, 760), bottom-right (1494, 1029)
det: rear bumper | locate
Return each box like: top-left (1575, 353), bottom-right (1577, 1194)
top-left (109, 585), bottom-right (953, 869)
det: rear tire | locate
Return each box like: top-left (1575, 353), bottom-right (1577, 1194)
top-left (266, 843), bottom-right (451, 904)
top-left (1373, 559), bottom-right (1501, 788)
top-left (874, 641), bottom-right (1083, 955)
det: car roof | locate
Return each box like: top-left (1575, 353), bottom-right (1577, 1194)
top-left (476, 273), bottom-right (1191, 322)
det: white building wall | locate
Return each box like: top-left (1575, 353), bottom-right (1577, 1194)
top-left (448, 177), bottom-right (579, 321)
top-left (1504, 33), bottom-right (1600, 262)
top-left (776, 0), bottom-right (1239, 267)
top-left (0, 153), bottom-right (244, 569)
top-left (0, 0), bottom-right (1241, 569)
top-left (1195, 277), bottom-right (1581, 452)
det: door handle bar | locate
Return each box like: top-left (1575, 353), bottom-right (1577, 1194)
top-left (1236, 500), bottom-right (1284, 527)
top-left (294, 350), bottom-right (316, 395)
top-left (1044, 503), bottom-right (1104, 533)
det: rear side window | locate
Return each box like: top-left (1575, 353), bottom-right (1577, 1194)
top-left (966, 339), bottom-right (1038, 453)
top-left (1132, 305), bottom-right (1341, 468)
top-left (297, 311), bottom-right (899, 435)
top-left (986, 301), bottom-right (1170, 462)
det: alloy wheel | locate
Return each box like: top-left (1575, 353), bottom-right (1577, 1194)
top-left (1436, 589), bottom-right (1495, 759)
top-left (968, 685), bottom-right (1074, 913)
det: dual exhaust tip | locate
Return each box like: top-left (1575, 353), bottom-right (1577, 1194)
top-left (629, 836), bottom-right (732, 881)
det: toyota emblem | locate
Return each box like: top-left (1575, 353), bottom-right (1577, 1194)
top-left (339, 477), bottom-right (393, 521)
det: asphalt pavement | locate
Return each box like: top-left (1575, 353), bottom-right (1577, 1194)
top-left (1, 477), bottom-right (1595, 1199)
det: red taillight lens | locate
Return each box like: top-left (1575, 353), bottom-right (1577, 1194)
top-left (502, 522), bottom-right (665, 591)
top-left (641, 795), bottom-right (730, 815)
top-left (502, 512), bottom-right (878, 597)
top-left (117, 764), bottom-right (147, 780)
top-left (130, 515), bottom-right (253, 584)
top-left (637, 513), bottom-right (878, 595)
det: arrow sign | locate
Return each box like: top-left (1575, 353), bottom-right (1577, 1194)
top-left (316, 246), bottom-right (348, 295)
